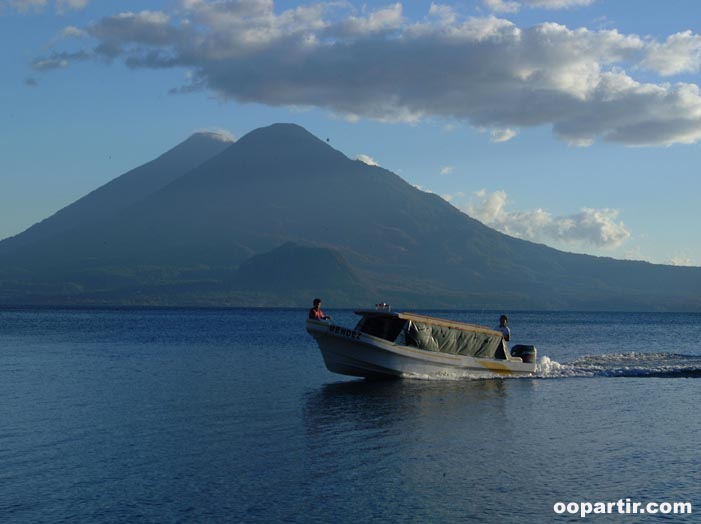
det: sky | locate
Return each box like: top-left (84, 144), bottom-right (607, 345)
top-left (1, 0), bottom-right (700, 266)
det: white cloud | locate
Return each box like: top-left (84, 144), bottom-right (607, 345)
top-left (336, 3), bottom-right (403, 36)
top-left (666, 256), bottom-right (695, 267)
top-left (440, 165), bottom-right (454, 175)
top-left (355, 153), bottom-right (379, 166)
top-left (61, 26), bottom-right (86, 38)
top-left (32, 49), bottom-right (89, 70)
top-left (522, 0), bottom-right (594, 8)
top-left (428, 3), bottom-right (457, 25)
top-left (490, 128), bottom-right (517, 142)
top-left (642, 31), bottom-right (701, 76)
top-left (2, 0), bottom-right (88, 12)
top-left (32, 56), bottom-right (69, 70)
top-left (483, 0), bottom-right (519, 14)
top-left (193, 127), bottom-right (236, 142)
top-left (484, 0), bottom-right (594, 13)
top-left (32, 2), bottom-right (701, 147)
top-left (461, 189), bottom-right (631, 248)
top-left (89, 11), bottom-right (175, 46)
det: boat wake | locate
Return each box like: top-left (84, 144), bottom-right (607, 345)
top-left (395, 353), bottom-right (701, 381)
top-left (537, 352), bottom-right (701, 379)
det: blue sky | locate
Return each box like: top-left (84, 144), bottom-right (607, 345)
top-left (2, 0), bottom-right (700, 266)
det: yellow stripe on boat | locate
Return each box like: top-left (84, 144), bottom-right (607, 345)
top-left (477, 360), bottom-right (514, 375)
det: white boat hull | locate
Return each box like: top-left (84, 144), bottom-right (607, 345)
top-left (307, 320), bottom-right (536, 379)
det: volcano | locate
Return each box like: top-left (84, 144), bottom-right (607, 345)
top-left (1, 123), bottom-right (699, 310)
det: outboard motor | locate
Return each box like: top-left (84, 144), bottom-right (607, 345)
top-left (511, 344), bottom-right (538, 364)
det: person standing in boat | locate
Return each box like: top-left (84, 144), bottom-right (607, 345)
top-left (495, 315), bottom-right (511, 342)
top-left (309, 298), bottom-right (331, 320)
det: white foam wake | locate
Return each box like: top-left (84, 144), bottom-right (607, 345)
top-left (535, 355), bottom-right (582, 378)
top-left (397, 353), bottom-right (701, 381)
top-left (536, 352), bottom-right (701, 379)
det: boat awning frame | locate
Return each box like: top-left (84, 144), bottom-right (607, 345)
top-left (354, 310), bottom-right (502, 338)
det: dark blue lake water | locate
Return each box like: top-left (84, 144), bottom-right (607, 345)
top-left (1, 308), bottom-right (699, 523)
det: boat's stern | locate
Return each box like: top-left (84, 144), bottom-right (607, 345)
top-left (510, 344), bottom-right (538, 365)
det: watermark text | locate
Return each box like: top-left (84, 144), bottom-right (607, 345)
top-left (553, 499), bottom-right (692, 518)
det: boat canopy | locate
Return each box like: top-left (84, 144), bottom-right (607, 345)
top-left (354, 311), bottom-right (508, 359)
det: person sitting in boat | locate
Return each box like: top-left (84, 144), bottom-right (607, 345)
top-left (309, 298), bottom-right (331, 320)
top-left (495, 315), bottom-right (511, 342)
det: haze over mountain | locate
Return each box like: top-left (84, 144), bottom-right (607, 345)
top-left (1, 123), bottom-right (700, 310)
top-left (0, 131), bottom-right (233, 252)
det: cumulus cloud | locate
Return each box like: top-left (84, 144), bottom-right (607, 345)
top-left (336, 3), bottom-right (404, 36)
top-left (32, 49), bottom-right (90, 70)
top-left (485, 0), bottom-right (594, 13)
top-left (89, 11), bottom-right (176, 47)
top-left (31, 1), bottom-right (701, 147)
top-left (440, 165), bottom-right (454, 175)
top-left (2, 0), bottom-right (88, 12)
top-left (428, 3), bottom-right (457, 25)
top-left (490, 128), bottom-right (518, 142)
top-left (525, 0), bottom-right (595, 6)
top-left (483, 0), bottom-right (520, 13)
top-left (193, 127), bottom-right (236, 142)
top-left (355, 153), bottom-right (379, 166)
top-left (32, 55), bottom-right (70, 70)
top-left (61, 26), bottom-right (87, 38)
top-left (642, 31), bottom-right (701, 76)
top-left (461, 189), bottom-right (631, 248)
top-left (666, 256), bottom-right (695, 267)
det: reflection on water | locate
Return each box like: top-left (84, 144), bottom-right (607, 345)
top-left (300, 379), bottom-right (540, 523)
top-left (304, 378), bottom-right (509, 431)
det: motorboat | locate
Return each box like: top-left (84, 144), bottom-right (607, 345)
top-left (306, 306), bottom-right (537, 379)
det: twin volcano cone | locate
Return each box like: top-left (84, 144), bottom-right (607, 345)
top-left (1, 123), bottom-right (700, 309)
